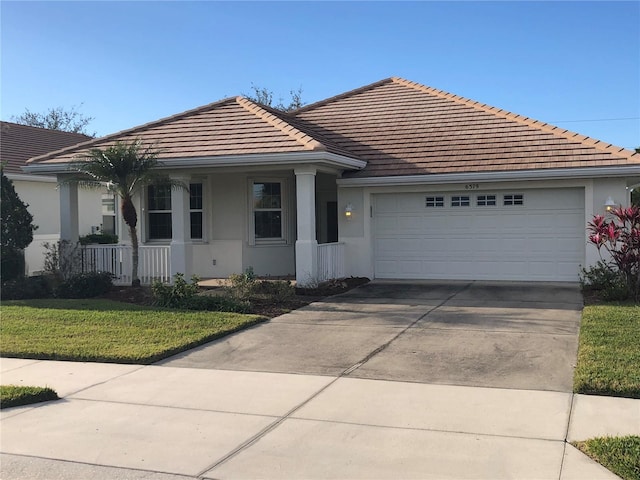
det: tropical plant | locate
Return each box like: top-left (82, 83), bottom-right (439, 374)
top-left (587, 206), bottom-right (640, 301)
top-left (66, 139), bottom-right (185, 286)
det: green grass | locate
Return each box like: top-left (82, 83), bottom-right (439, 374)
top-left (1, 385), bottom-right (59, 409)
top-left (0, 299), bottom-right (264, 364)
top-left (574, 303), bottom-right (640, 398)
top-left (574, 436), bottom-right (640, 480)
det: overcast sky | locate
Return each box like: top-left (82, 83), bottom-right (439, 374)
top-left (2, 1), bottom-right (639, 149)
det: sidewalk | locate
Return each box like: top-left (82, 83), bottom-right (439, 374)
top-left (2, 358), bottom-right (637, 479)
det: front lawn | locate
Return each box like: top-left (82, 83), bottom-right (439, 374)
top-left (573, 303), bottom-right (640, 398)
top-left (0, 385), bottom-right (59, 409)
top-left (573, 436), bottom-right (640, 480)
top-left (0, 299), bottom-right (264, 364)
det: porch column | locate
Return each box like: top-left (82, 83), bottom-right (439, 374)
top-left (170, 176), bottom-right (191, 280)
top-left (295, 166), bottom-right (318, 286)
top-left (58, 178), bottom-right (79, 243)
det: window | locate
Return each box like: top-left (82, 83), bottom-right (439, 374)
top-left (451, 195), bottom-right (470, 207)
top-left (253, 182), bottom-right (283, 240)
top-left (101, 194), bottom-right (116, 235)
top-left (504, 194), bottom-right (524, 206)
top-left (147, 185), bottom-right (172, 240)
top-left (477, 194), bottom-right (496, 206)
top-left (426, 196), bottom-right (444, 207)
top-left (190, 183), bottom-right (203, 239)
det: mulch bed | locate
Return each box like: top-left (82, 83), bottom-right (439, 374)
top-left (100, 277), bottom-right (370, 318)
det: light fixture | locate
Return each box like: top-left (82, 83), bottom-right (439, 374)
top-left (604, 196), bottom-right (617, 212)
top-left (344, 203), bottom-right (353, 219)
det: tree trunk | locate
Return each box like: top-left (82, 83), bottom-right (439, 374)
top-left (129, 225), bottom-right (140, 287)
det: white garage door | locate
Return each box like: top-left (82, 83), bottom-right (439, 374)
top-left (374, 188), bottom-right (585, 281)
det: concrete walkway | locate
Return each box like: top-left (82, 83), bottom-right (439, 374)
top-left (1, 359), bottom-right (638, 479)
top-left (1, 281), bottom-right (638, 478)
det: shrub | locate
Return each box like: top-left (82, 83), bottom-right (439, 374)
top-left (42, 240), bottom-right (82, 281)
top-left (0, 246), bottom-right (25, 283)
top-left (587, 207), bottom-right (640, 301)
top-left (79, 233), bottom-right (119, 245)
top-left (55, 271), bottom-right (113, 298)
top-left (581, 261), bottom-right (629, 301)
top-left (178, 294), bottom-right (251, 313)
top-left (227, 267), bottom-right (257, 300)
top-left (1, 275), bottom-right (53, 300)
top-left (152, 273), bottom-right (200, 308)
top-left (253, 279), bottom-right (294, 302)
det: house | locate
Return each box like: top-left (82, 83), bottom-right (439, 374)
top-left (24, 78), bottom-right (640, 286)
top-left (1, 121), bottom-right (108, 274)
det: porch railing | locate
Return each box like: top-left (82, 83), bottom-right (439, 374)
top-left (317, 242), bottom-right (345, 283)
top-left (81, 245), bottom-right (171, 286)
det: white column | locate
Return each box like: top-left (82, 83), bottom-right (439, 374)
top-left (170, 176), bottom-right (191, 280)
top-left (58, 178), bottom-right (79, 243)
top-left (295, 166), bottom-right (318, 286)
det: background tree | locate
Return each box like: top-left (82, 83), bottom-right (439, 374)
top-left (1, 167), bottom-right (37, 281)
top-left (11, 104), bottom-right (95, 136)
top-left (68, 139), bottom-right (184, 286)
top-left (244, 84), bottom-right (305, 112)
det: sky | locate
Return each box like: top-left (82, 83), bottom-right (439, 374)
top-left (2, 1), bottom-right (639, 149)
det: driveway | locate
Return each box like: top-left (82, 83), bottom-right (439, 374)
top-left (159, 280), bottom-right (583, 392)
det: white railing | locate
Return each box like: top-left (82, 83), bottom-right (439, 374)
top-left (81, 245), bottom-right (171, 286)
top-left (317, 242), bottom-right (345, 283)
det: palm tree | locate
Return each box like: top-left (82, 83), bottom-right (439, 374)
top-left (68, 139), bottom-right (184, 286)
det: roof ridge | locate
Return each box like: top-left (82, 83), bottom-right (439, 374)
top-left (236, 97), bottom-right (325, 151)
top-left (391, 77), bottom-right (638, 160)
top-left (293, 78), bottom-right (396, 114)
top-left (27, 97), bottom-right (240, 164)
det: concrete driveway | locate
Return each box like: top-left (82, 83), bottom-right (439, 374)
top-left (160, 280), bottom-right (583, 392)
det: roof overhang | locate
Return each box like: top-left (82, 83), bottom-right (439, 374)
top-left (5, 172), bottom-right (57, 183)
top-left (337, 166), bottom-right (640, 187)
top-left (22, 151), bottom-right (367, 176)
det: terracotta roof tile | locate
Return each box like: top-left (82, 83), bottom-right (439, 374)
top-left (26, 77), bottom-right (639, 177)
top-left (0, 122), bottom-right (91, 174)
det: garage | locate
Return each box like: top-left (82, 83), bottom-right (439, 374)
top-left (373, 188), bottom-right (585, 281)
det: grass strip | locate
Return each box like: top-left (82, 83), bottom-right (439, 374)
top-left (573, 436), bottom-right (640, 480)
top-left (573, 304), bottom-right (640, 398)
top-left (1, 385), bottom-right (59, 409)
top-left (0, 299), bottom-right (264, 364)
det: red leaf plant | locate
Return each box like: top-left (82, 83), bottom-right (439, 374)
top-left (587, 206), bottom-right (640, 300)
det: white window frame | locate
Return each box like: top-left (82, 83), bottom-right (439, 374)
top-left (189, 182), bottom-right (205, 241)
top-left (477, 194), bottom-right (497, 207)
top-left (146, 184), bottom-right (173, 241)
top-left (504, 194), bottom-right (524, 206)
top-left (101, 193), bottom-right (118, 236)
top-left (248, 178), bottom-right (290, 246)
top-left (425, 196), bottom-right (445, 208)
top-left (451, 195), bottom-right (470, 207)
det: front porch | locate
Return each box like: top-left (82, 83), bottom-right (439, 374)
top-left (61, 165), bottom-right (349, 286)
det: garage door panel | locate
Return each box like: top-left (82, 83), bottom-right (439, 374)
top-left (374, 189), bottom-right (584, 282)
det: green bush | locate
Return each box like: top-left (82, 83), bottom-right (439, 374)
top-left (581, 261), bottom-right (629, 301)
top-left (178, 294), bottom-right (251, 313)
top-left (55, 272), bottom-right (113, 298)
top-left (1, 275), bottom-right (53, 300)
top-left (0, 246), bottom-right (25, 283)
top-left (253, 279), bottom-right (294, 302)
top-left (227, 267), bottom-right (257, 300)
top-left (79, 233), bottom-right (119, 245)
top-left (152, 273), bottom-right (200, 308)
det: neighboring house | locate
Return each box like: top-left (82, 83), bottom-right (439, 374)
top-left (1, 121), bottom-right (108, 274)
top-left (24, 78), bottom-right (640, 285)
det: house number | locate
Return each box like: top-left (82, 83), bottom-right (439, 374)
top-left (464, 184), bottom-right (480, 190)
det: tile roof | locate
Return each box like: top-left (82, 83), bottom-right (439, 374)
top-left (293, 77), bottom-right (639, 177)
top-left (27, 97), bottom-right (356, 166)
top-left (26, 77), bottom-right (639, 177)
top-left (0, 121), bottom-right (91, 174)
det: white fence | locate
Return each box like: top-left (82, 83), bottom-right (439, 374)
top-left (317, 242), bottom-right (345, 283)
top-left (81, 245), bottom-right (171, 286)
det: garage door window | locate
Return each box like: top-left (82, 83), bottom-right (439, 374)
top-left (504, 194), bottom-right (524, 206)
top-left (425, 196), bottom-right (444, 207)
top-left (477, 194), bottom-right (496, 206)
top-left (451, 195), bottom-right (470, 207)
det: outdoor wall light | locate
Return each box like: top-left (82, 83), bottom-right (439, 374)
top-left (344, 203), bottom-right (354, 219)
top-left (604, 196), bottom-right (617, 212)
